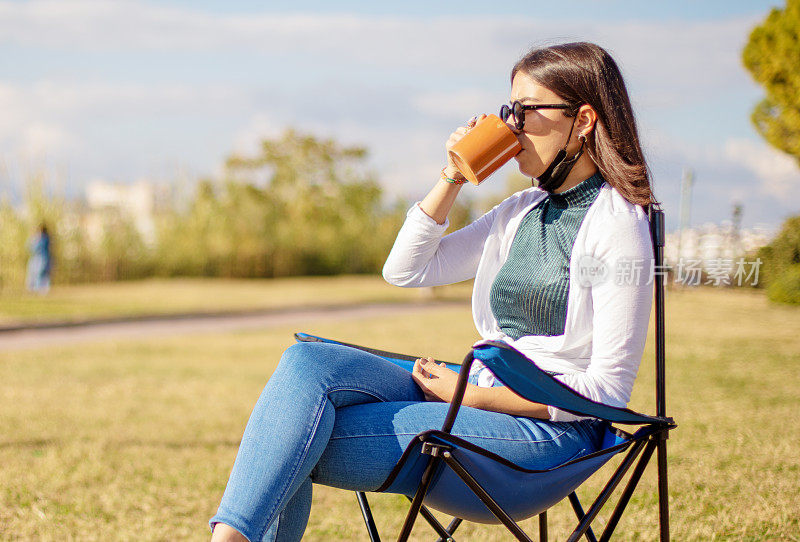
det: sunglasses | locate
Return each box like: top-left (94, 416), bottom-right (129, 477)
top-left (499, 101), bottom-right (574, 130)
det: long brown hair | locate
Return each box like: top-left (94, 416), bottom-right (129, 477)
top-left (511, 42), bottom-right (657, 207)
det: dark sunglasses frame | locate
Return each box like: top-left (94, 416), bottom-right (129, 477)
top-left (500, 101), bottom-right (574, 130)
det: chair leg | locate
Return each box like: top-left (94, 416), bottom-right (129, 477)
top-left (403, 496), bottom-right (456, 541)
top-left (397, 456), bottom-right (440, 542)
top-left (357, 492), bottom-right (381, 542)
top-left (566, 438), bottom-right (647, 542)
top-left (657, 437), bottom-right (670, 542)
top-left (435, 518), bottom-right (462, 542)
top-left (567, 493), bottom-right (597, 542)
top-left (599, 439), bottom-right (658, 542)
top-left (538, 511), bottom-right (547, 542)
top-left (441, 451), bottom-right (533, 542)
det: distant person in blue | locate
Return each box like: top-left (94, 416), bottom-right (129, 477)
top-left (26, 224), bottom-right (52, 294)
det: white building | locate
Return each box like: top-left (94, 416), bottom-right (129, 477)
top-left (665, 221), bottom-right (774, 266)
top-left (84, 180), bottom-right (168, 246)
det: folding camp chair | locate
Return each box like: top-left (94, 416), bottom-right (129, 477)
top-left (295, 202), bottom-right (675, 541)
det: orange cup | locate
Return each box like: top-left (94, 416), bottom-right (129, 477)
top-left (448, 114), bottom-right (523, 185)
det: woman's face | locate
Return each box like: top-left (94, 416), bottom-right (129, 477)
top-left (508, 71), bottom-right (578, 179)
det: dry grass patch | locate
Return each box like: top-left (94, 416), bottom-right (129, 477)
top-left (0, 276), bottom-right (472, 326)
top-left (1, 286), bottom-right (798, 540)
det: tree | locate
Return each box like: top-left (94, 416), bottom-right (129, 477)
top-left (756, 215), bottom-right (800, 304)
top-left (742, 0), bottom-right (800, 164)
top-left (744, 3), bottom-right (800, 304)
top-left (225, 129), bottom-right (396, 276)
top-left (155, 129), bottom-right (405, 278)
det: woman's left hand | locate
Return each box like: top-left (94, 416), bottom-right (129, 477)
top-left (411, 356), bottom-right (550, 418)
top-left (411, 357), bottom-right (462, 402)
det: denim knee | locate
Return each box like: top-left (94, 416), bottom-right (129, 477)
top-left (276, 341), bottom-right (329, 376)
top-left (272, 341), bottom-right (421, 407)
top-left (275, 341), bottom-right (364, 385)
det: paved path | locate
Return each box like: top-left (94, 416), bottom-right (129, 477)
top-left (0, 301), bottom-right (466, 352)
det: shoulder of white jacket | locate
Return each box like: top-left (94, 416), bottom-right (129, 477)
top-left (493, 185), bottom-right (548, 212)
top-left (596, 182), bottom-right (648, 222)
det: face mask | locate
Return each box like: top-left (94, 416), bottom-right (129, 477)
top-left (535, 117), bottom-right (586, 193)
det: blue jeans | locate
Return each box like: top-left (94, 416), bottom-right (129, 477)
top-left (210, 342), bottom-right (606, 541)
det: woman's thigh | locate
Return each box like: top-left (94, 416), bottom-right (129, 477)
top-left (273, 341), bottom-right (427, 408)
top-left (311, 400), bottom-right (604, 492)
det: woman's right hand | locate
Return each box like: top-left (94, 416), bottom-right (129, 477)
top-left (444, 114), bottom-right (487, 180)
top-left (417, 113), bottom-right (488, 224)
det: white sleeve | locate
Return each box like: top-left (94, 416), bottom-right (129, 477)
top-left (547, 212), bottom-right (654, 422)
top-left (382, 202), bottom-right (497, 287)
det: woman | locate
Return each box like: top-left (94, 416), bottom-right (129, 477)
top-left (210, 41), bottom-right (655, 542)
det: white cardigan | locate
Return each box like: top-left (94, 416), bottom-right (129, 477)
top-left (382, 182), bottom-right (654, 422)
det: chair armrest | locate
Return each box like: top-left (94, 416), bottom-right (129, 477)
top-left (440, 350), bottom-right (475, 434)
top-left (473, 341), bottom-right (672, 425)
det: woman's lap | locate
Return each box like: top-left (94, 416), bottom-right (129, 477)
top-left (211, 341), bottom-right (606, 540)
top-left (313, 391), bottom-right (605, 493)
top-left (290, 341), bottom-right (604, 491)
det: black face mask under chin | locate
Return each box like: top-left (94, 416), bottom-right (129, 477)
top-left (535, 119), bottom-right (586, 193)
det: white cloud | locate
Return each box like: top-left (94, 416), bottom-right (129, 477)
top-left (724, 138), bottom-right (800, 199)
top-left (599, 17), bottom-right (758, 100)
top-left (0, 1), bottom-right (759, 95)
top-left (0, 2), bottom-right (508, 69)
top-left (18, 122), bottom-right (76, 157)
top-left (641, 126), bottom-right (800, 226)
top-left (229, 113), bottom-right (286, 158)
top-left (0, 3), bottom-right (763, 128)
top-left (0, 84), bottom-right (78, 159)
top-left (1, 1), bottom-right (789, 226)
top-left (0, 80), bottom-right (252, 161)
top-left (410, 89), bottom-right (504, 120)
top-left (1, 80), bottom-right (249, 119)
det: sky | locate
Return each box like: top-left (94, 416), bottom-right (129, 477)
top-left (0, 0), bottom-right (797, 233)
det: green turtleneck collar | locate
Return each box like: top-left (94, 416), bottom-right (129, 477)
top-left (548, 172), bottom-right (606, 208)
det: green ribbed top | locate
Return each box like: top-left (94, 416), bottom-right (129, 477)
top-left (489, 173), bottom-right (606, 339)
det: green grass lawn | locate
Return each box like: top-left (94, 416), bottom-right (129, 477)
top-left (1, 284), bottom-right (798, 540)
top-left (0, 276), bottom-right (472, 326)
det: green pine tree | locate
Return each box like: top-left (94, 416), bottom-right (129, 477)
top-left (742, 0), bottom-right (800, 164)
